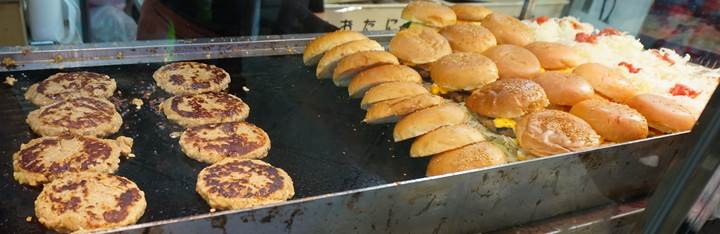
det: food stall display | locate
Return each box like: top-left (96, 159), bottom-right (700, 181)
top-left (0, 1), bottom-right (718, 233)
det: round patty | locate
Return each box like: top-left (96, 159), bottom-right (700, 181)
top-left (196, 159), bottom-right (294, 210)
top-left (13, 135), bottom-right (133, 186)
top-left (26, 97), bottom-right (123, 137)
top-left (161, 92), bottom-right (250, 127)
top-left (153, 62), bottom-right (230, 94)
top-left (180, 122), bottom-right (270, 164)
top-left (35, 172), bottom-right (146, 233)
top-left (25, 72), bottom-right (116, 106)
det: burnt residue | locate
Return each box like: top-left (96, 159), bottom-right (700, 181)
top-left (210, 215), bottom-right (227, 234)
top-left (260, 207), bottom-right (280, 223)
top-left (203, 160), bottom-right (285, 198)
top-left (169, 92), bottom-right (248, 119)
top-left (432, 217), bottom-right (448, 234)
top-left (283, 208), bottom-right (303, 231)
top-left (415, 195), bottom-right (436, 216)
top-left (345, 192), bottom-right (363, 213)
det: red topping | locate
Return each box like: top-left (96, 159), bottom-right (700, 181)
top-left (669, 84), bottom-right (699, 98)
top-left (599, 27), bottom-right (621, 36)
top-left (618, 62), bottom-right (641, 73)
top-left (535, 16), bottom-right (550, 24)
top-left (575, 32), bottom-right (597, 43)
top-left (652, 50), bottom-right (676, 65)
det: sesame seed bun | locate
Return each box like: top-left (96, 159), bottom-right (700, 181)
top-left (483, 45), bottom-right (542, 80)
top-left (303, 31), bottom-right (367, 66)
top-left (430, 52), bottom-right (498, 91)
top-left (401, 1), bottom-right (457, 27)
top-left (439, 24), bottom-right (497, 54)
top-left (515, 110), bottom-right (601, 156)
top-left (481, 13), bottom-right (535, 46)
top-left (525, 42), bottom-right (584, 70)
top-left (389, 28), bottom-right (452, 65)
top-left (465, 79), bottom-right (549, 118)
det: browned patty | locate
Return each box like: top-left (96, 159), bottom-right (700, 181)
top-left (161, 92), bottom-right (250, 127)
top-left (196, 159), bottom-right (294, 210)
top-left (180, 121), bottom-right (270, 163)
top-left (25, 72), bottom-right (116, 106)
top-left (153, 62), bottom-right (230, 94)
top-left (27, 97), bottom-right (122, 137)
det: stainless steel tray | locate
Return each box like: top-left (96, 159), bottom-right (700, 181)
top-left (0, 33), bottom-right (692, 233)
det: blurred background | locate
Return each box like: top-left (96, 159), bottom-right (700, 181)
top-left (0, 0), bottom-right (716, 60)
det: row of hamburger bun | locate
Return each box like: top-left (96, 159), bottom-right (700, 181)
top-left (302, 1), bottom-right (697, 176)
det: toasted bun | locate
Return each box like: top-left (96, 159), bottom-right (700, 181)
top-left (450, 5), bottom-right (492, 21)
top-left (532, 72), bottom-right (594, 106)
top-left (481, 13), bottom-right (535, 46)
top-left (525, 42), bottom-right (584, 70)
top-left (401, 1), bottom-right (457, 27)
top-left (516, 110), bottom-right (601, 156)
top-left (348, 64), bottom-right (422, 98)
top-left (439, 24), bottom-right (497, 54)
top-left (364, 94), bottom-right (445, 124)
top-left (410, 124), bottom-right (485, 157)
top-left (393, 103), bottom-right (468, 142)
top-left (465, 79), bottom-right (548, 118)
top-left (483, 45), bottom-right (542, 80)
top-left (572, 63), bottom-right (639, 102)
top-left (625, 93), bottom-right (697, 133)
top-left (570, 99), bottom-right (648, 142)
top-left (360, 82), bottom-right (429, 110)
top-left (426, 141), bottom-right (506, 176)
top-left (389, 28), bottom-right (452, 65)
top-left (430, 52), bottom-right (498, 91)
top-left (333, 51), bottom-right (399, 87)
top-left (303, 31), bottom-right (367, 65)
top-left (316, 39), bottom-right (384, 79)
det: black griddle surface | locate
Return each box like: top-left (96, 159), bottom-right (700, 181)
top-left (0, 56), bottom-right (429, 233)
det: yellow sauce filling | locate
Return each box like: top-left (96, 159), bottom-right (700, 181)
top-left (493, 118), bottom-right (516, 130)
top-left (430, 84), bottom-right (449, 95)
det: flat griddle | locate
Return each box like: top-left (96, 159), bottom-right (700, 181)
top-left (0, 55), bottom-right (430, 233)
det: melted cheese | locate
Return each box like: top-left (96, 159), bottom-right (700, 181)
top-left (430, 84), bottom-right (449, 95)
top-left (493, 118), bottom-right (516, 130)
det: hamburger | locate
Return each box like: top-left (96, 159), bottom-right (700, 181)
top-left (525, 42), bottom-right (584, 70)
top-left (303, 31), bottom-right (367, 66)
top-left (532, 72), bottom-right (594, 106)
top-left (481, 13), bottom-right (535, 46)
top-left (515, 109), bottom-right (601, 156)
top-left (572, 63), bottom-right (640, 103)
top-left (360, 82), bottom-right (429, 110)
top-left (483, 45), bottom-right (542, 80)
top-left (316, 39), bottom-right (384, 79)
top-left (439, 24), bottom-right (497, 54)
top-left (409, 124), bottom-right (485, 157)
top-left (400, 1), bottom-right (457, 29)
top-left (347, 64), bottom-right (423, 98)
top-left (430, 52), bottom-right (498, 92)
top-left (426, 141), bottom-right (507, 176)
top-left (625, 93), bottom-right (697, 133)
top-left (450, 4), bottom-right (493, 24)
top-left (570, 99), bottom-right (649, 142)
top-left (333, 51), bottom-right (399, 87)
top-left (393, 103), bottom-right (468, 142)
top-left (389, 28), bottom-right (452, 66)
top-left (465, 79), bottom-right (549, 119)
top-left (364, 94), bottom-right (445, 124)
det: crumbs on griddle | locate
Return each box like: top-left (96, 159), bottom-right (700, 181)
top-left (4, 75), bottom-right (17, 86)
